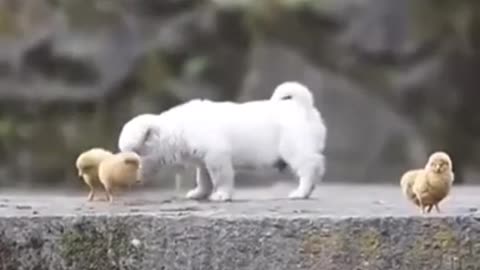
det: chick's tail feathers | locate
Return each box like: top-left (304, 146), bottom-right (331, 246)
top-left (400, 171), bottom-right (419, 202)
top-left (403, 181), bottom-right (416, 202)
top-left (270, 81), bottom-right (315, 108)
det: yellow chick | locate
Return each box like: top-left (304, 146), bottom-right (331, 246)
top-left (400, 169), bottom-right (422, 207)
top-left (400, 151), bottom-right (454, 214)
top-left (98, 151), bottom-right (143, 203)
top-left (76, 148), bottom-right (114, 201)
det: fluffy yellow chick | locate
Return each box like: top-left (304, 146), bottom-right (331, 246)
top-left (98, 151), bottom-right (143, 203)
top-left (400, 169), bottom-right (422, 207)
top-left (76, 148), bottom-right (114, 201)
top-left (400, 151), bottom-right (454, 214)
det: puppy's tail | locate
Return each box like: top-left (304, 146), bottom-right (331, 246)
top-left (118, 114), bottom-right (156, 153)
top-left (270, 81), bottom-right (315, 108)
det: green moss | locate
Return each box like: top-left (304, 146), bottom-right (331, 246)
top-left (356, 230), bottom-right (381, 259)
top-left (301, 231), bottom-right (343, 255)
top-left (411, 0), bottom-right (480, 52)
top-left (243, 0), bottom-right (325, 40)
top-left (63, 113), bottom-right (117, 152)
top-left (244, 0), bottom-right (283, 37)
top-left (0, 107), bottom-right (122, 186)
top-left (301, 227), bottom-right (388, 268)
top-left (405, 223), bottom-right (461, 267)
top-left (432, 229), bottom-right (459, 249)
top-left (0, 117), bottom-right (16, 139)
top-left (60, 220), bottom-right (143, 269)
top-left (0, 8), bottom-right (17, 36)
top-left (276, 0), bottom-right (336, 12)
top-left (300, 229), bottom-right (347, 268)
top-left (138, 51), bottom-right (172, 94)
top-left (182, 56), bottom-right (209, 79)
top-left (56, 0), bottom-right (122, 31)
top-left (410, 1), bottom-right (449, 42)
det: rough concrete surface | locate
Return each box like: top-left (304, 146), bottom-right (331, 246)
top-left (0, 183), bottom-right (480, 270)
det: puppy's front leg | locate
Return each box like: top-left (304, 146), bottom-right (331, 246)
top-left (205, 154), bottom-right (234, 202)
top-left (186, 165), bottom-right (213, 200)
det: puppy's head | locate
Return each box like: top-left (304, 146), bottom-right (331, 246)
top-left (426, 151), bottom-right (452, 174)
top-left (118, 114), bottom-right (157, 154)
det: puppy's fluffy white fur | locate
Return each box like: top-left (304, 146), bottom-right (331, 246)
top-left (118, 81), bottom-right (327, 201)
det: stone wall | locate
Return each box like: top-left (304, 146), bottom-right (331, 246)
top-left (3, 214), bottom-right (479, 270)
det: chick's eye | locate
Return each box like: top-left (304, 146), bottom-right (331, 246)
top-left (281, 95), bottom-right (292, 100)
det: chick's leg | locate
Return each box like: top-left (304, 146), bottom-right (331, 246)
top-left (102, 183), bottom-right (113, 203)
top-left (84, 178), bottom-right (95, 202)
top-left (87, 190), bottom-right (95, 202)
top-left (417, 195), bottom-right (426, 214)
top-left (434, 204), bottom-right (441, 213)
top-left (105, 190), bottom-right (113, 203)
top-left (426, 205), bottom-right (433, 213)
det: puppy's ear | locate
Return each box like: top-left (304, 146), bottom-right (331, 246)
top-left (130, 127), bottom-right (153, 154)
top-left (142, 128), bottom-right (153, 144)
top-left (123, 157), bottom-right (140, 166)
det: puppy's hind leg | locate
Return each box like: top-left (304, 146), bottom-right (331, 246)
top-left (286, 153), bottom-right (325, 199)
top-left (186, 165), bottom-right (213, 200)
top-left (205, 153), bottom-right (234, 202)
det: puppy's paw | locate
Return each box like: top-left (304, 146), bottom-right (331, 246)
top-left (288, 188), bottom-right (311, 200)
top-left (185, 188), bottom-right (210, 200)
top-left (209, 190), bottom-right (232, 202)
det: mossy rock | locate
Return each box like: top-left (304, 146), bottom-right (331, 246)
top-left (60, 219), bottom-right (144, 270)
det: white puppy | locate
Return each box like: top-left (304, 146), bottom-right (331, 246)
top-left (118, 81), bottom-right (327, 201)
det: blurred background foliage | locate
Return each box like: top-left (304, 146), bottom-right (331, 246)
top-left (0, 0), bottom-right (479, 189)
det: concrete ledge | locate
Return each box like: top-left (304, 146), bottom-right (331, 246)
top-left (0, 185), bottom-right (479, 270)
